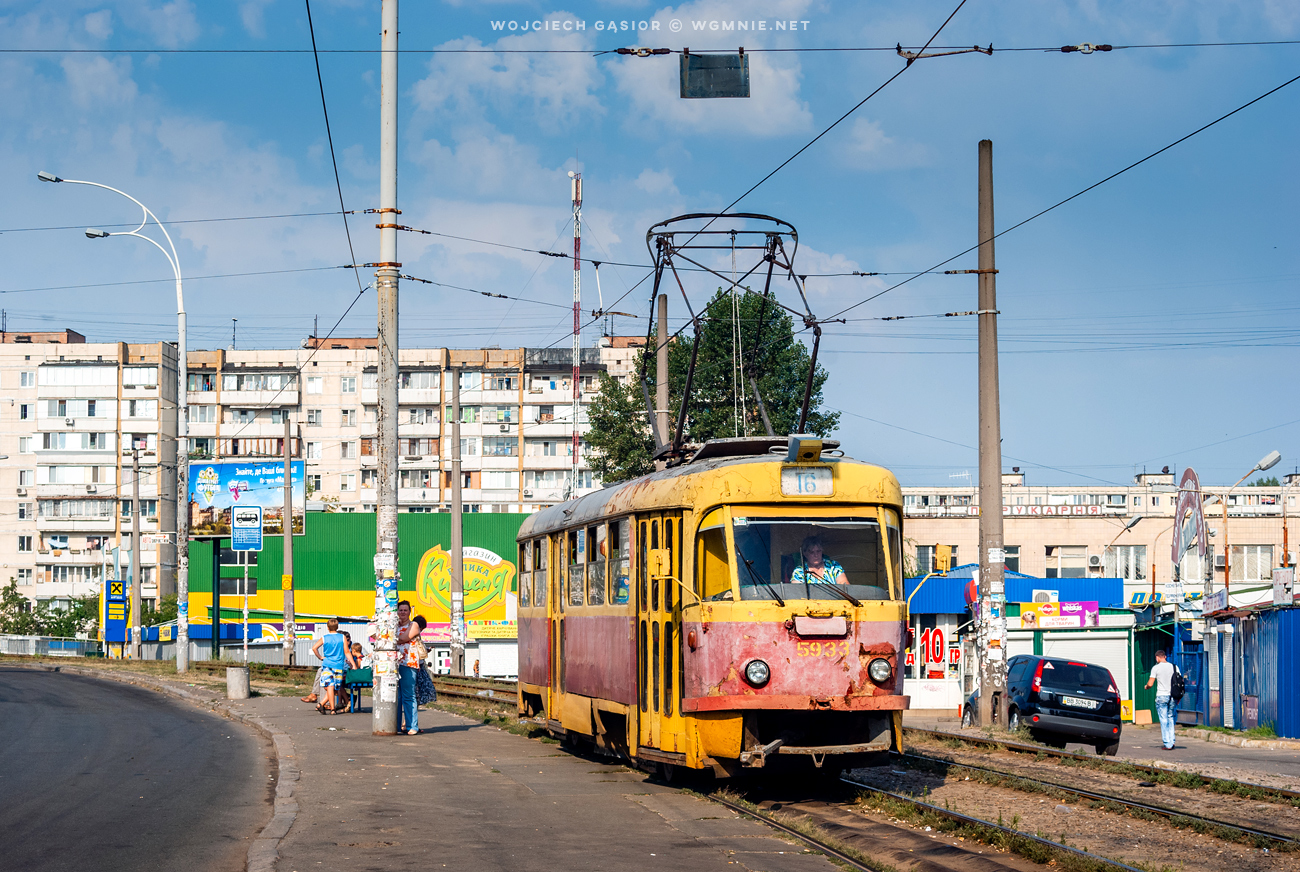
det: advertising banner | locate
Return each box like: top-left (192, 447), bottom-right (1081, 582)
top-left (1017, 601), bottom-right (1100, 629)
top-left (415, 544), bottom-right (518, 640)
top-left (188, 460), bottom-right (304, 537)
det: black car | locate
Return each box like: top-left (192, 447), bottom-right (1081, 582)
top-left (961, 654), bottom-right (1123, 755)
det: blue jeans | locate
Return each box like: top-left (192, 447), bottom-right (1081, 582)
top-left (1155, 695), bottom-right (1177, 748)
top-left (398, 665), bottom-right (419, 733)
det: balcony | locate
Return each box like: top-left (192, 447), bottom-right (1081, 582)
top-left (397, 388), bottom-right (441, 405)
top-left (219, 389), bottom-right (299, 407)
top-left (36, 515), bottom-right (115, 532)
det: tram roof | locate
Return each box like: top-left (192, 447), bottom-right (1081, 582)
top-left (517, 450), bottom-right (901, 540)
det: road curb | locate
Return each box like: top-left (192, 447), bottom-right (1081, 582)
top-left (6, 662), bottom-right (297, 872)
top-left (1180, 727), bottom-right (1300, 751)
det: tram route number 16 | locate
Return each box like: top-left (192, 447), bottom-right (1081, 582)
top-left (918, 628), bottom-right (945, 665)
top-left (780, 466), bottom-right (833, 496)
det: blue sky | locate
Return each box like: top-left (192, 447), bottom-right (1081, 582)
top-left (1, 1), bottom-right (1297, 487)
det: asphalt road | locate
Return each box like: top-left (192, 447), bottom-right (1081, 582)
top-left (0, 668), bottom-right (271, 872)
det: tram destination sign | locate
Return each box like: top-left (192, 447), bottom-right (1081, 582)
top-left (781, 466), bottom-right (833, 497)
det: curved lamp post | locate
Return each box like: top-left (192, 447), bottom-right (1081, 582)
top-left (1222, 450), bottom-right (1282, 597)
top-left (38, 171), bottom-right (190, 673)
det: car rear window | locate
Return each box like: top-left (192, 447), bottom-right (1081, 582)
top-left (1041, 659), bottom-right (1113, 690)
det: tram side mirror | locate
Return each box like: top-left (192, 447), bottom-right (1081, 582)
top-left (935, 544), bottom-right (952, 574)
top-left (786, 434), bottom-right (823, 463)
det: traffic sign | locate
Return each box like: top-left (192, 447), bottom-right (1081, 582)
top-left (105, 578), bottom-right (128, 643)
top-left (231, 505), bottom-right (263, 552)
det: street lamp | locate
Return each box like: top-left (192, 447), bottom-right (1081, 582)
top-left (38, 171), bottom-right (191, 673)
top-left (1222, 450), bottom-right (1282, 597)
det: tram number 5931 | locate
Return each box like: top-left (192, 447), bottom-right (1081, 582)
top-left (796, 640), bottom-right (850, 658)
top-left (781, 466), bottom-right (833, 496)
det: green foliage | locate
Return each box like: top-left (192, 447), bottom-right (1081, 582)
top-left (1249, 476), bottom-right (1280, 487)
top-left (0, 579), bottom-right (42, 635)
top-left (142, 593), bottom-right (178, 628)
top-left (585, 289), bottom-right (840, 482)
top-left (0, 581), bottom-right (99, 637)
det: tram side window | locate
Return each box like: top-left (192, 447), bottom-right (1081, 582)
top-left (533, 539), bottom-right (548, 609)
top-left (638, 520), bottom-right (649, 608)
top-left (886, 509), bottom-right (902, 598)
top-left (519, 541), bottom-right (531, 608)
top-left (663, 518), bottom-right (674, 610)
top-left (609, 520), bottom-right (630, 604)
top-left (569, 529), bottom-right (585, 607)
top-left (587, 524), bottom-right (606, 606)
top-left (697, 524), bottom-right (732, 601)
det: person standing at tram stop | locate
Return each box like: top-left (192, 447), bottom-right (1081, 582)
top-left (396, 600), bottom-right (423, 735)
top-left (791, 535), bottom-right (846, 584)
top-left (1145, 649), bottom-right (1177, 750)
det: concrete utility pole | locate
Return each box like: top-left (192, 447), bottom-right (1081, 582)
top-left (976, 140), bottom-right (1008, 728)
top-left (656, 293), bottom-right (670, 446)
top-left (130, 446), bottom-right (142, 660)
top-left (282, 413), bottom-right (295, 666)
top-left (371, 0), bottom-right (400, 736)
top-left (450, 367), bottom-right (465, 676)
top-left (569, 172), bottom-right (583, 497)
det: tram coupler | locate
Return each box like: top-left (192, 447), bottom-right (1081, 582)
top-left (739, 738), bottom-right (784, 767)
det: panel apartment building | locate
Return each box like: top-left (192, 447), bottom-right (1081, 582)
top-left (2, 330), bottom-right (647, 609)
top-left (0, 330), bottom-right (178, 612)
top-left (903, 469), bottom-right (1299, 605)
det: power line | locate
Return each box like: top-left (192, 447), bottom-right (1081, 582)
top-left (826, 69), bottom-right (1300, 321)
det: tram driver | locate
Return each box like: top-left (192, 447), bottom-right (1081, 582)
top-left (790, 535), bottom-right (847, 585)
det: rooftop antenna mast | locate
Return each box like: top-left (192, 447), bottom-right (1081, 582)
top-left (568, 171), bottom-right (583, 498)
top-left (231, 318), bottom-right (237, 349)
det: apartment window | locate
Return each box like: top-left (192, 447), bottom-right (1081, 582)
top-left (340, 474), bottom-right (356, 492)
top-left (400, 371), bottom-right (439, 390)
top-left (1230, 545), bottom-right (1273, 583)
top-left (222, 373), bottom-right (295, 391)
top-left (122, 366), bottom-right (158, 388)
top-left (361, 469), bottom-right (377, 489)
top-left (459, 371), bottom-right (483, 391)
top-left (16, 569), bottom-right (32, 584)
top-left (17, 502), bottom-right (32, 520)
top-left (1107, 494), bottom-right (1126, 506)
top-left (538, 405), bottom-right (555, 423)
top-left (306, 442), bottom-right (322, 459)
top-left (400, 469), bottom-right (436, 489)
top-left (524, 469), bottom-right (568, 490)
top-left (446, 405), bottom-right (479, 423)
top-left (915, 545), bottom-right (960, 576)
top-left (1132, 496), bottom-right (1142, 507)
top-left (19, 403), bottom-right (33, 420)
top-left (407, 506), bottom-right (434, 513)
top-left (1045, 545), bottom-right (1087, 578)
top-left (401, 438), bottom-right (434, 457)
top-left (270, 409), bottom-right (287, 424)
top-left (488, 375), bottom-right (517, 391)
top-left (306, 474), bottom-right (322, 492)
top-left (232, 409), bottom-right (256, 425)
top-left (46, 535), bottom-right (70, 550)
top-left (483, 405), bottom-right (516, 423)
top-left (188, 405), bottom-right (217, 423)
top-left (187, 372), bottom-right (215, 391)
top-left (306, 377), bottom-right (323, 394)
top-left (306, 409), bottom-right (322, 426)
top-left (126, 399), bottom-right (157, 419)
top-left (340, 376), bottom-right (357, 394)
top-left (19, 469), bottom-right (35, 486)
top-left (119, 500), bottom-right (158, 519)
top-left (483, 470), bottom-right (518, 490)
top-left (48, 399), bottom-right (67, 417)
top-left (362, 438), bottom-right (377, 456)
top-left (1104, 545), bottom-right (1147, 581)
top-left (18, 437), bottom-right (32, 454)
top-left (444, 436), bottom-right (478, 457)
top-left (482, 436), bottom-right (517, 457)
top-left (363, 372), bottom-right (379, 389)
top-left (406, 407), bottom-right (437, 425)
top-left (340, 442), bottom-right (356, 460)
top-left (191, 437), bottom-right (214, 457)
top-left (18, 536), bottom-right (32, 553)
top-left (1003, 545), bottom-right (1020, 574)
top-left (20, 371), bottom-right (35, 387)
top-left (39, 500), bottom-right (114, 518)
top-left (341, 409), bottom-right (356, 426)
top-left (1151, 496), bottom-right (1161, 507)
top-left (528, 439), bottom-right (559, 457)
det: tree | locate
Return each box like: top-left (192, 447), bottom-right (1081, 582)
top-left (585, 289), bottom-right (840, 483)
top-left (39, 595), bottom-right (100, 639)
top-left (1250, 476), bottom-right (1280, 487)
top-left (0, 580), bottom-right (41, 635)
top-left (142, 594), bottom-right (178, 627)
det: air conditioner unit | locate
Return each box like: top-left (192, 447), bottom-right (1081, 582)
top-left (499, 424), bottom-right (510, 432)
top-left (85, 485), bottom-right (96, 493)
top-left (523, 489), bottom-right (534, 498)
top-left (16, 487), bottom-right (26, 496)
top-left (65, 417), bottom-right (75, 427)
top-left (1214, 554), bottom-right (1226, 570)
top-left (404, 455), bottom-right (421, 462)
top-left (1087, 554), bottom-right (1103, 569)
top-left (1031, 589), bottom-right (1059, 603)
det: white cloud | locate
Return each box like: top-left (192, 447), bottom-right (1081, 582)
top-left (118, 1), bottom-right (200, 48)
top-left (60, 55), bottom-right (138, 108)
top-left (239, 0), bottom-right (275, 39)
top-left (838, 116), bottom-right (931, 172)
top-left (83, 10), bottom-right (113, 40)
top-left (634, 168), bottom-right (678, 196)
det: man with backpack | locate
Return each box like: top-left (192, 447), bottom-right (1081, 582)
top-left (1144, 649), bottom-right (1180, 750)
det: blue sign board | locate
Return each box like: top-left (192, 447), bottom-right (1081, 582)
top-left (231, 504), bottom-right (264, 552)
top-left (188, 459), bottom-right (305, 538)
top-left (104, 579), bottom-right (127, 643)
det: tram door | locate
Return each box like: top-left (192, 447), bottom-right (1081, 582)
top-left (636, 513), bottom-right (687, 754)
top-left (547, 532), bottom-right (564, 724)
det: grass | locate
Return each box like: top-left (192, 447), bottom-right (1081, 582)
top-left (1193, 722), bottom-right (1280, 739)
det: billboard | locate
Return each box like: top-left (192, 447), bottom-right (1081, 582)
top-left (188, 460), bottom-right (304, 537)
top-left (1017, 601), bottom-right (1100, 629)
top-left (414, 544), bottom-right (518, 640)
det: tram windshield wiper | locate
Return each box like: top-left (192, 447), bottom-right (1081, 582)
top-left (812, 581), bottom-right (861, 608)
top-left (740, 555), bottom-right (784, 607)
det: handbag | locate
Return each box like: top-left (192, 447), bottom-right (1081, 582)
top-left (415, 663), bottom-right (438, 705)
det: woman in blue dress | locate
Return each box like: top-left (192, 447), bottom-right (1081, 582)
top-left (790, 535), bottom-right (846, 585)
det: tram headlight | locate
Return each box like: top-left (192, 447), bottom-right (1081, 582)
top-left (868, 657), bottom-right (893, 684)
top-left (744, 659), bottom-right (771, 687)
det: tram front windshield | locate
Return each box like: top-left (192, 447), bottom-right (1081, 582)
top-left (732, 516), bottom-right (895, 601)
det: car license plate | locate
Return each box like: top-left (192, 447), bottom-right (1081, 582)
top-left (1062, 696), bottom-right (1099, 709)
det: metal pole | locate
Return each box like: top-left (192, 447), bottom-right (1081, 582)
top-left (177, 300), bottom-right (189, 672)
top-left (656, 293), bottom-right (669, 446)
top-left (371, 0), bottom-right (400, 736)
top-left (282, 413), bottom-right (295, 665)
top-left (450, 367), bottom-right (465, 676)
top-left (212, 539), bottom-right (221, 661)
top-left (130, 447), bottom-right (141, 659)
top-left (570, 173), bottom-right (583, 497)
top-left (242, 555), bottom-right (249, 665)
top-left (975, 140), bottom-right (1007, 728)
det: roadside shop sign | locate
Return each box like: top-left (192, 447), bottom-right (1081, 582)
top-left (104, 579), bottom-right (128, 643)
top-left (1017, 601), bottom-right (1100, 629)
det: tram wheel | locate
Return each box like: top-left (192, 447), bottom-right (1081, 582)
top-left (658, 761), bottom-right (677, 783)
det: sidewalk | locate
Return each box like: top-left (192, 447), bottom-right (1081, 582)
top-left (235, 695), bottom-right (837, 872)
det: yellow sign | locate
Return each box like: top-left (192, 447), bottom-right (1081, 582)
top-left (110, 582), bottom-right (124, 597)
top-left (1120, 699), bottom-right (1134, 722)
top-left (282, 574), bottom-right (293, 590)
top-left (107, 605), bottom-right (126, 620)
top-left (160, 625), bottom-right (173, 642)
top-left (415, 544), bottom-right (516, 623)
top-left (468, 620), bottom-right (518, 640)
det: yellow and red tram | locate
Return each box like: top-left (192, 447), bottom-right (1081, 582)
top-left (516, 437), bottom-right (910, 777)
